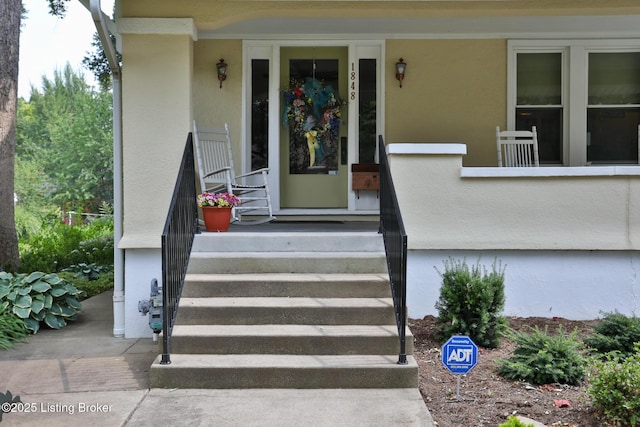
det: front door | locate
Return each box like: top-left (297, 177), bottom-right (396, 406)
top-left (280, 47), bottom-right (348, 208)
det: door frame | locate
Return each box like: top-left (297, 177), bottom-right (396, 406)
top-left (242, 40), bottom-right (385, 214)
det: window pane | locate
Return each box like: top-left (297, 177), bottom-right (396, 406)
top-left (516, 108), bottom-right (563, 163)
top-left (587, 107), bottom-right (640, 163)
top-left (588, 53), bottom-right (640, 105)
top-left (358, 59), bottom-right (376, 163)
top-left (251, 59), bottom-right (269, 170)
top-left (517, 53), bottom-right (562, 105)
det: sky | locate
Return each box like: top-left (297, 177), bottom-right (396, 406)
top-left (18, 0), bottom-right (115, 98)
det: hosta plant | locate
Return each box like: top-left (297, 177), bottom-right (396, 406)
top-left (0, 272), bottom-right (85, 334)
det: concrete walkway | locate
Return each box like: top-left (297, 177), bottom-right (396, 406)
top-left (0, 290), bottom-right (435, 426)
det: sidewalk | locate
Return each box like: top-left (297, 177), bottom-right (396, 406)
top-left (0, 290), bottom-right (435, 426)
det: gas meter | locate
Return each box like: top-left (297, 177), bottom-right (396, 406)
top-left (138, 278), bottom-right (163, 340)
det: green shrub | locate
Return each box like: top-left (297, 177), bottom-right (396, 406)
top-left (74, 235), bottom-right (114, 266)
top-left (13, 205), bottom-right (42, 241)
top-left (497, 326), bottom-right (585, 385)
top-left (585, 311), bottom-right (640, 359)
top-left (18, 222), bottom-right (85, 272)
top-left (0, 302), bottom-right (28, 349)
top-left (18, 217), bottom-right (114, 273)
top-left (0, 272), bottom-right (85, 334)
top-left (434, 258), bottom-right (507, 348)
top-left (58, 271), bottom-right (114, 299)
top-left (499, 416), bottom-right (534, 427)
top-left (588, 344), bottom-right (640, 426)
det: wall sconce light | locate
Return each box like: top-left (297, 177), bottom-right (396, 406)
top-left (395, 58), bottom-right (406, 88)
top-left (216, 58), bottom-right (228, 88)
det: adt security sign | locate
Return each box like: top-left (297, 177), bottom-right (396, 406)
top-left (442, 335), bottom-right (478, 375)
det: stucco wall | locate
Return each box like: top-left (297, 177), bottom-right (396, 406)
top-left (385, 39), bottom-right (506, 167)
top-left (387, 144), bottom-right (640, 250)
top-left (407, 250), bottom-right (640, 320)
top-left (119, 26), bottom-right (194, 248)
top-left (193, 39), bottom-right (243, 180)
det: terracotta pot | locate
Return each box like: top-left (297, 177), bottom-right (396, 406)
top-left (201, 206), bottom-right (233, 232)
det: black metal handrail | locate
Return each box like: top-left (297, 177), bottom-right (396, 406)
top-left (160, 133), bottom-right (199, 364)
top-left (378, 135), bottom-right (408, 365)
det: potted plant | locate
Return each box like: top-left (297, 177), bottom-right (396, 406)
top-left (197, 192), bottom-right (240, 232)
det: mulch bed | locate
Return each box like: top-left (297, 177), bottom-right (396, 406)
top-left (409, 316), bottom-right (609, 427)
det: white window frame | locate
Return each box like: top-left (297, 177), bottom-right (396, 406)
top-left (509, 39), bottom-right (640, 166)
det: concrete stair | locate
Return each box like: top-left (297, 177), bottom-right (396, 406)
top-left (150, 230), bottom-right (417, 389)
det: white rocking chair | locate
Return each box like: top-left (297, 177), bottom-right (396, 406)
top-left (496, 126), bottom-right (540, 167)
top-left (193, 121), bottom-right (276, 225)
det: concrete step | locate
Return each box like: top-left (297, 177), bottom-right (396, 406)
top-left (182, 273), bottom-right (391, 298)
top-left (168, 324), bottom-right (413, 355)
top-left (191, 231), bottom-right (384, 253)
top-left (186, 252), bottom-right (388, 274)
top-left (150, 354), bottom-right (418, 389)
top-left (175, 297), bottom-right (396, 325)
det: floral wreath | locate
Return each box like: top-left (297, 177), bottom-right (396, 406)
top-left (282, 77), bottom-right (343, 168)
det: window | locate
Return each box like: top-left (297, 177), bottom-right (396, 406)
top-left (509, 40), bottom-right (640, 166)
top-left (251, 59), bottom-right (269, 171)
top-left (587, 52), bottom-right (640, 164)
top-left (515, 52), bottom-right (563, 163)
top-left (358, 59), bottom-right (377, 163)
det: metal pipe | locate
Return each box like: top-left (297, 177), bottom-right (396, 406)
top-left (84, 0), bottom-right (124, 337)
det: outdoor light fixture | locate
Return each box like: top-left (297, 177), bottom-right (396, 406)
top-left (395, 58), bottom-right (406, 88)
top-left (216, 58), bottom-right (228, 88)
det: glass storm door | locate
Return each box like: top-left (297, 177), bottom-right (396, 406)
top-left (280, 47), bottom-right (348, 208)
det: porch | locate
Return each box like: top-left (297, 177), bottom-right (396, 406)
top-left (387, 143), bottom-right (640, 320)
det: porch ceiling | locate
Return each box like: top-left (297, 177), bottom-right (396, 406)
top-left (199, 15), bottom-right (640, 39)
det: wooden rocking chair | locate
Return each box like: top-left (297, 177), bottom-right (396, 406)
top-left (496, 126), bottom-right (540, 167)
top-left (193, 121), bottom-right (275, 225)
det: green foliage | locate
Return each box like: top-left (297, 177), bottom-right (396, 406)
top-left (0, 271), bottom-right (85, 334)
top-left (16, 64), bottom-right (113, 214)
top-left (19, 222), bottom-right (84, 273)
top-left (499, 416), bottom-right (534, 427)
top-left (0, 302), bottom-right (28, 350)
top-left (496, 326), bottom-right (585, 386)
top-left (13, 205), bottom-right (42, 241)
top-left (58, 271), bottom-right (114, 299)
top-left (585, 311), bottom-right (640, 359)
top-left (434, 258), bottom-right (507, 348)
top-left (63, 263), bottom-right (112, 281)
top-left (83, 32), bottom-right (121, 92)
top-left (588, 344), bottom-right (640, 426)
top-left (18, 217), bottom-right (113, 273)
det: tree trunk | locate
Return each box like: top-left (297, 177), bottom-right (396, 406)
top-left (0, 0), bottom-right (22, 271)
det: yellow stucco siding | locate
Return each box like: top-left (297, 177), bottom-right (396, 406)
top-left (385, 39), bottom-right (506, 166)
top-left (119, 33), bottom-right (193, 248)
top-left (192, 39), bottom-right (243, 178)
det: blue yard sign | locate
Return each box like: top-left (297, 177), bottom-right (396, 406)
top-left (441, 335), bottom-right (478, 375)
top-left (442, 335), bottom-right (479, 399)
